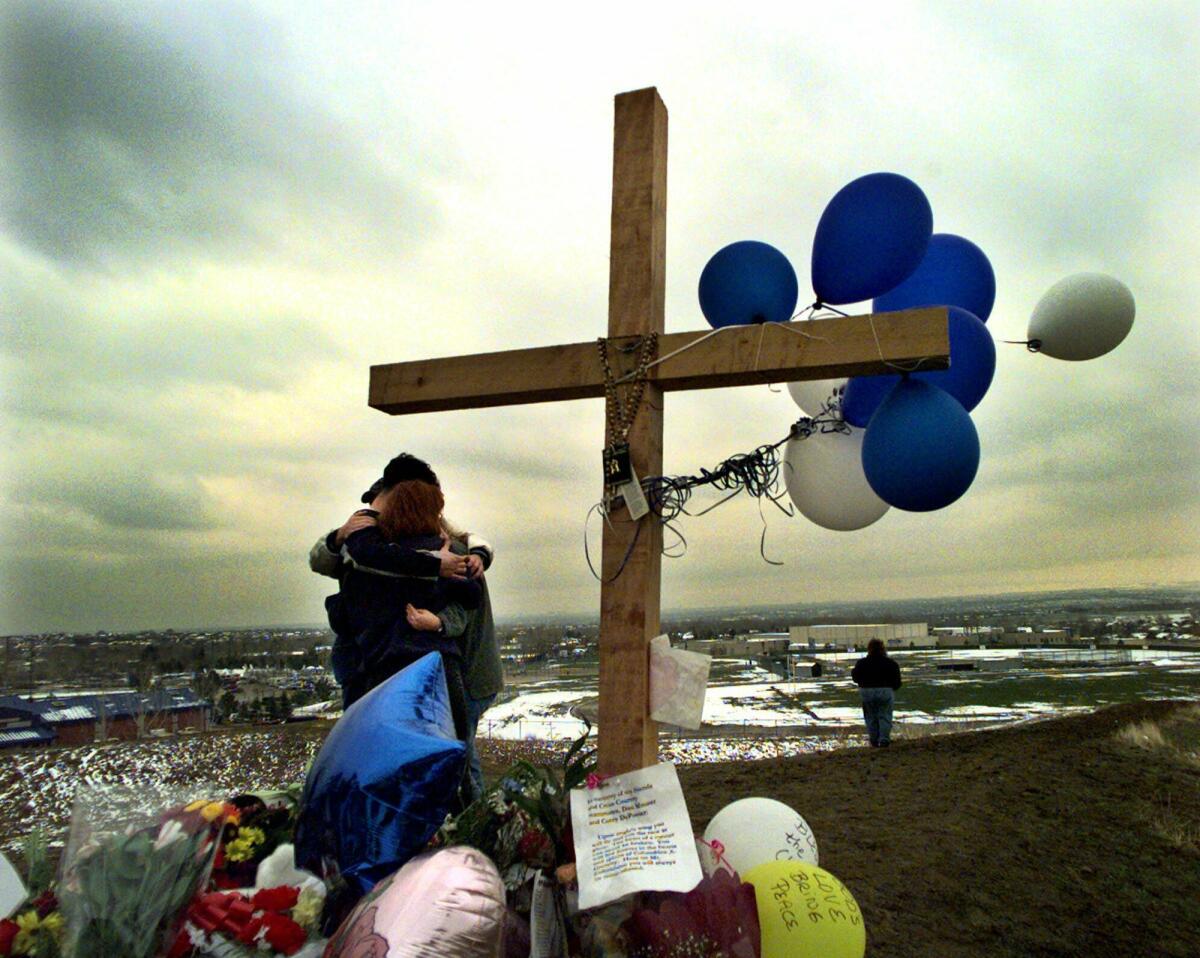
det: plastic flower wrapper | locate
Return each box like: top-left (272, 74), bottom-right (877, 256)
top-left (621, 870), bottom-right (760, 958)
top-left (57, 783), bottom-right (228, 958)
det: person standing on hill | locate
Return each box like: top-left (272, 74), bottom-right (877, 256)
top-left (310, 453), bottom-right (504, 797)
top-left (851, 638), bottom-right (902, 748)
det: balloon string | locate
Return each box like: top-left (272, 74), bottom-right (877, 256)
top-left (581, 409), bottom-right (845, 567)
top-left (810, 301), bottom-right (941, 373)
top-left (610, 318), bottom-right (832, 387)
top-left (584, 502), bottom-right (646, 582)
top-left (769, 321), bottom-right (831, 346)
top-left (609, 325), bottom-right (732, 386)
top-left (865, 312), bottom-right (936, 374)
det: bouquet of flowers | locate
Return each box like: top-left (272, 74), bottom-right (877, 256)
top-left (4, 785), bottom-right (324, 958)
top-left (206, 790), bottom-right (302, 892)
top-left (57, 785), bottom-right (230, 958)
top-left (168, 885), bottom-right (321, 957)
top-left (438, 725), bottom-right (596, 878)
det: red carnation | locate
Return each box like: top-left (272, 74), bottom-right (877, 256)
top-left (261, 912), bottom-right (308, 955)
top-left (252, 885), bottom-right (300, 913)
top-left (517, 827), bottom-right (554, 868)
top-left (235, 915), bottom-right (264, 945)
top-left (32, 890), bottom-right (58, 919)
top-left (0, 919), bottom-right (19, 956)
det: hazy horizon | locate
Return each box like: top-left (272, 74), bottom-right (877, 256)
top-left (6, 581), bottom-right (1196, 638)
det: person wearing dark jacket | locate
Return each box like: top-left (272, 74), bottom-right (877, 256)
top-left (851, 638), bottom-right (902, 747)
top-left (312, 454), bottom-right (502, 797)
top-left (328, 479), bottom-right (480, 741)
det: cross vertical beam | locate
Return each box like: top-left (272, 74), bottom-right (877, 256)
top-left (598, 88), bottom-right (667, 775)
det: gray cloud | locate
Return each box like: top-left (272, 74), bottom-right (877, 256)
top-left (69, 478), bottom-right (221, 532)
top-left (0, 0), bottom-right (437, 269)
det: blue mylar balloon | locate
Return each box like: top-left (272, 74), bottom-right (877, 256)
top-left (811, 173), bottom-right (933, 306)
top-left (698, 241), bottom-right (799, 328)
top-left (842, 306), bottom-right (996, 427)
top-left (861, 378), bottom-right (980, 512)
top-left (873, 233), bottom-right (996, 322)
top-left (295, 652), bottom-right (465, 894)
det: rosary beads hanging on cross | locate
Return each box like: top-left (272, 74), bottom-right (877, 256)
top-left (367, 87), bottom-right (950, 775)
top-left (598, 333), bottom-right (658, 513)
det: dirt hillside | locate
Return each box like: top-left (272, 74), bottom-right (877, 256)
top-left (673, 700), bottom-right (1200, 958)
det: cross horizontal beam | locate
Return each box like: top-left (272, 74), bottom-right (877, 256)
top-left (369, 308), bottom-right (950, 415)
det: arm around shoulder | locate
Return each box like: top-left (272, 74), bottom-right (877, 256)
top-left (342, 528), bottom-right (441, 578)
top-left (442, 517), bottom-right (494, 570)
top-left (309, 532), bottom-right (342, 578)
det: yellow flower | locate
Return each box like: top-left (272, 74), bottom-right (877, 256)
top-left (12, 909), bottom-right (62, 953)
top-left (185, 799), bottom-right (238, 824)
top-left (291, 886), bottom-right (324, 931)
top-left (41, 913), bottom-right (63, 937)
top-left (225, 826), bottom-right (266, 862)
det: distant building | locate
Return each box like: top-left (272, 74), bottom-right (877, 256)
top-left (0, 711), bottom-right (56, 749)
top-left (788, 623), bottom-right (932, 650)
top-left (0, 690), bottom-right (209, 749)
top-left (935, 633), bottom-right (980, 649)
top-left (678, 637), bottom-right (790, 658)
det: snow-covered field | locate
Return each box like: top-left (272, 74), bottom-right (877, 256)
top-left (482, 649), bottom-right (1200, 740)
top-left (2, 647), bottom-right (1198, 852)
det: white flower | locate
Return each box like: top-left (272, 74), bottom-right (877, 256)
top-left (153, 819), bottom-right (186, 850)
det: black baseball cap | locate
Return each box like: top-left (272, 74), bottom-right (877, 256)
top-left (360, 453), bottom-right (440, 503)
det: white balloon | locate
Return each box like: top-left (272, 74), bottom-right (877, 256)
top-left (786, 377), bottom-right (846, 417)
top-left (1027, 272), bottom-right (1135, 361)
top-left (783, 428), bottom-right (889, 531)
top-left (703, 797), bottom-right (818, 877)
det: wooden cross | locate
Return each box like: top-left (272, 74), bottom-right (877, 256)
top-left (368, 87), bottom-right (949, 775)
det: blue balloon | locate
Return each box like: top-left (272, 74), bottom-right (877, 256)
top-left (295, 652), bottom-right (465, 894)
top-left (842, 306), bottom-right (996, 427)
top-left (698, 241), bottom-right (799, 328)
top-left (861, 378), bottom-right (980, 512)
top-left (873, 233), bottom-right (996, 321)
top-left (811, 173), bottom-right (933, 306)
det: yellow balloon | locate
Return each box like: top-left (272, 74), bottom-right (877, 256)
top-left (744, 860), bottom-right (866, 958)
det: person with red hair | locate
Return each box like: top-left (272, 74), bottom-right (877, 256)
top-left (311, 453), bottom-right (504, 797)
top-left (329, 478), bottom-right (480, 743)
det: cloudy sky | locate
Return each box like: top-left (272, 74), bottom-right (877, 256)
top-left (1, 0), bottom-right (1196, 634)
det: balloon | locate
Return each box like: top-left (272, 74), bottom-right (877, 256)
top-left (294, 652), bottom-right (466, 894)
top-left (873, 233), bottom-right (996, 321)
top-left (703, 797), bottom-right (819, 877)
top-left (698, 241), bottom-right (799, 328)
top-left (785, 377), bottom-right (846, 417)
top-left (842, 306), bottom-right (995, 426)
top-left (696, 837), bottom-right (738, 879)
top-left (783, 428), bottom-right (889, 531)
top-left (811, 172), bottom-right (932, 306)
top-left (861, 378), bottom-right (980, 512)
top-left (1027, 272), bottom-right (1135, 360)
top-left (745, 860), bottom-right (865, 958)
top-left (326, 847), bottom-right (505, 958)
